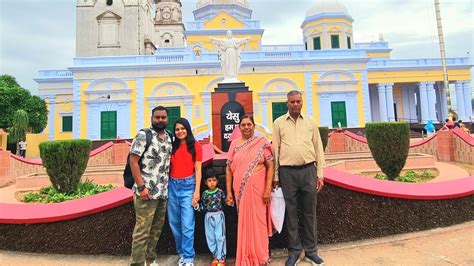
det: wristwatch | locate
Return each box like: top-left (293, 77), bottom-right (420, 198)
top-left (137, 185), bottom-right (146, 192)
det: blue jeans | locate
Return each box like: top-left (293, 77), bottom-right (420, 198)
top-left (168, 175), bottom-right (196, 263)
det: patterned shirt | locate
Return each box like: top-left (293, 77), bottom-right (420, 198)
top-left (197, 188), bottom-right (226, 213)
top-left (130, 128), bottom-right (172, 200)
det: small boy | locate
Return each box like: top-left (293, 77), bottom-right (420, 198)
top-left (195, 168), bottom-right (227, 266)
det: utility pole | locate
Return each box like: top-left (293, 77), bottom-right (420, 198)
top-left (434, 0), bottom-right (456, 120)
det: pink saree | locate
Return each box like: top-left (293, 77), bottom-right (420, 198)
top-left (227, 136), bottom-right (273, 265)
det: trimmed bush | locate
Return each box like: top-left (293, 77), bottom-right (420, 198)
top-left (319, 127), bottom-right (329, 151)
top-left (366, 122), bottom-right (410, 181)
top-left (39, 139), bottom-right (91, 193)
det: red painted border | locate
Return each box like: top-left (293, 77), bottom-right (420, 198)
top-left (452, 127), bottom-right (474, 146)
top-left (344, 131), bottom-right (368, 144)
top-left (324, 167), bottom-right (474, 200)
top-left (0, 187), bottom-right (133, 224)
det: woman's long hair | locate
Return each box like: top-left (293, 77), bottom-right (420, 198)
top-left (171, 118), bottom-right (197, 161)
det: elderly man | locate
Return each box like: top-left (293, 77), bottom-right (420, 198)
top-left (273, 90), bottom-right (326, 266)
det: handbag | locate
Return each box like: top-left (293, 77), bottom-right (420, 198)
top-left (270, 187), bottom-right (285, 234)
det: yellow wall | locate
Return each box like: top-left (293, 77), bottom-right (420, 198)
top-left (368, 69), bottom-right (471, 84)
top-left (303, 18), bottom-right (353, 50)
top-left (25, 133), bottom-right (48, 158)
top-left (367, 52), bottom-right (391, 58)
top-left (0, 132), bottom-right (7, 150)
top-left (53, 94), bottom-right (74, 140)
top-left (203, 12), bottom-right (244, 29)
top-left (187, 12), bottom-right (262, 51)
top-left (393, 85), bottom-right (404, 120)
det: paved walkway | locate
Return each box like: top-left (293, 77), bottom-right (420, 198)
top-left (428, 161), bottom-right (470, 182)
top-left (1, 221), bottom-right (472, 265)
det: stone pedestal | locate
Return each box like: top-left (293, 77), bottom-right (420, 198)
top-left (211, 83), bottom-right (253, 152)
top-left (112, 142), bottom-right (129, 164)
top-left (436, 130), bottom-right (455, 161)
top-left (329, 132), bottom-right (346, 153)
top-left (0, 150), bottom-right (11, 187)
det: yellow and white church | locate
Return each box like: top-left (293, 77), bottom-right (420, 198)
top-left (35, 0), bottom-right (472, 141)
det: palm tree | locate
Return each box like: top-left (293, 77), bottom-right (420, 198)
top-left (8, 109), bottom-right (29, 155)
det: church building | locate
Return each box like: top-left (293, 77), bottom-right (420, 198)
top-left (35, 0), bottom-right (472, 141)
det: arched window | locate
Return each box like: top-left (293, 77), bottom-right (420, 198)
top-left (106, 0), bottom-right (113, 6)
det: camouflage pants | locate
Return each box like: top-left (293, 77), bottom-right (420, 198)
top-left (130, 194), bottom-right (167, 266)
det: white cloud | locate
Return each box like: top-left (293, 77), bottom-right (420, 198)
top-left (1, 0), bottom-right (472, 95)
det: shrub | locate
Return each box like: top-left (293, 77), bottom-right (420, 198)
top-left (366, 122), bottom-right (410, 181)
top-left (374, 173), bottom-right (387, 180)
top-left (319, 127), bottom-right (329, 151)
top-left (39, 139), bottom-right (91, 193)
top-left (22, 180), bottom-right (115, 203)
top-left (421, 170), bottom-right (432, 178)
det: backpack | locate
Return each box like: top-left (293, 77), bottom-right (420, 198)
top-left (123, 128), bottom-right (153, 189)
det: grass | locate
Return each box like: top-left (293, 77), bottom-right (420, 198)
top-left (22, 179), bottom-right (115, 203)
top-left (374, 170), bottom-right (436, 183)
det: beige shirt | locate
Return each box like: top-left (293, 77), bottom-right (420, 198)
top-left (272, 112), bottom-right (326, 181)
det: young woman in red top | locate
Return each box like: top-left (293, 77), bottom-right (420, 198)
top-left (168, 117), bottom-right (202, 266)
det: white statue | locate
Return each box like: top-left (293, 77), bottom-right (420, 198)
top-left (209, 30), bottom-right (250, 83)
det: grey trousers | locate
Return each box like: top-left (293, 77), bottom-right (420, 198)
top-left (279, 164), bottom-right (318, 257)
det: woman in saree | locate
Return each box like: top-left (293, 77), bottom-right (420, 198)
top-left (225, 115), bottom-right (274, 265)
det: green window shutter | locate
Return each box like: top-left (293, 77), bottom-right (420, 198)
top-left (166, 106), bottom-right (181, 132)
top-left (347, 36), bottom-right (351, 49)
top-left (313, 36), bottom-right (321, 50)
top-left (272, 102), bottom-right (288, 122)
top-left (331, 35), bottom-right (340, 49)
top-left (62, 116), bottom-right (73, 132)
top-left (100, 111), bottom-right (117, 140)
top-left (331, 102), bottom-right (347, 128)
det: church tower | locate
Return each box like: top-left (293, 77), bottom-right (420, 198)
top-left (154, 0), bottom-right (186, 48)
top-left (76, 0), bottom-right (157, 57)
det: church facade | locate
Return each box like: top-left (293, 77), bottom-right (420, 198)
top-left (35, 0), bottom-right (472, 141)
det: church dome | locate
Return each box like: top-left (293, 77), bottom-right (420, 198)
top-left (305, 0), bottom-right (350, 18)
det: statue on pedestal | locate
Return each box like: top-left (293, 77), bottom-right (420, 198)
top-left (209, 30), bottom-right (250, 83)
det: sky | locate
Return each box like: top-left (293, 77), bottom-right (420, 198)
top-left (0, 0), bottom-right (473, 95)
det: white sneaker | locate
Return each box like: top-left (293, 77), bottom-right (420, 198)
top-left (184, 263), bottom-right (194, 266)
top-left (178, 257), bottom-right (184, 266)
top-left (149, 260), bottom-right (159, 266)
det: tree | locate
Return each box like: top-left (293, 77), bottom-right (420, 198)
top-left (8, 109), bottom-right (29, 154)
top-left (0, 74), bottom-right (20, 88)
top-left (366, 122), bottom-right (410, 181)
top-left (24, 95), bottom-right (48, 133)
top-left (0, 74), bottom-right (48, 133)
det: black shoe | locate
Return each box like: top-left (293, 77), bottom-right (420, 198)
top-left (285, 256), bottom-right (300, 266)
top-left (304, 253), bottom-right (324, 265)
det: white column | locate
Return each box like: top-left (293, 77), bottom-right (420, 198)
top-left (48, 95), bottom-right (55, 140)
top-left (418, 82), bottom-right (429, 123)
top-left (426, 82), bottom-right (437, 122)
top-left (201, 92), bottom-right (211, 126)
top-left (455, 81), bottom-right (466, 120)
top-left (385, 83), bottom-right (395, 121)
top-left (439, 83), bottom-right (448, 121)
top-left (184, 101), bottom-right (192, 120)
top-left (462, 81), bottom-right (472, 121)
top-left (377, 83), bottom-right (388, 122)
